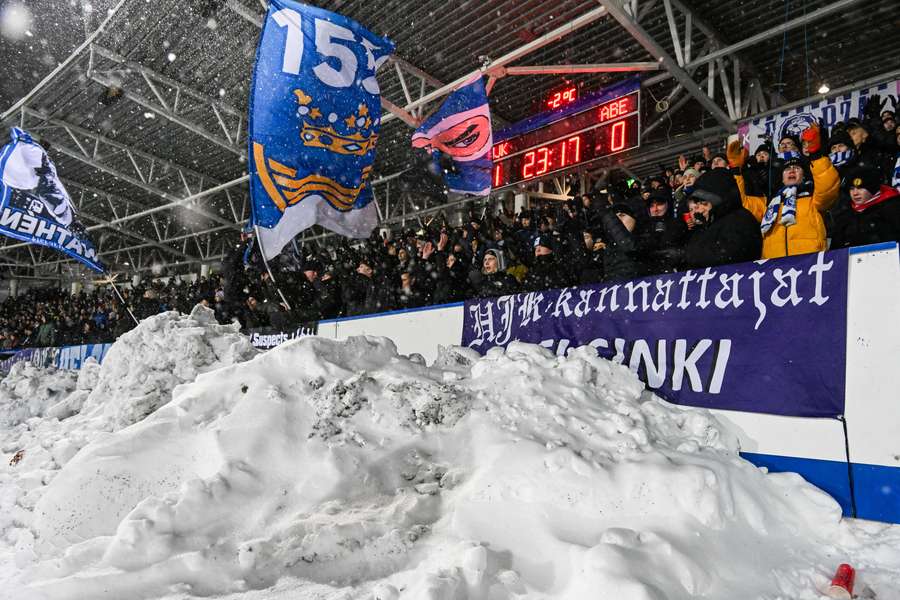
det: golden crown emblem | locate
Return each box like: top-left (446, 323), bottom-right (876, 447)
top-left (853, 177), bottom-right (862, 186)
top-left (293, 89), bottom-right (376, 157)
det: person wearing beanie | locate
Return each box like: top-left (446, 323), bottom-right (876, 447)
top-left (709, 150), bottom-right (728, 169)
top-left (830, 164), bottom-right (900, 249)
top-left (679, 168), bottom-right (761, 268)
top-left (522, 234), bottom-right (569, 292)
top-left (728, 123), bottom-right (840, 258)
top-left (644, 188), bottom-right (689, 274)
top-left (743, 141), bottom-right (776, 197)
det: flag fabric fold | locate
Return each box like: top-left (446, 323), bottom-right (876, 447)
top-left (248, 0), bottom-right (394, 260)
top-left (0, 128), bottom-right (103, 272)
top-left (411, 76), bottom-right (493, 196)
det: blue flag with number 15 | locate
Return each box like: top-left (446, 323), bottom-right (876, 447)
top-left (249, 0), bottom-right (394, 259)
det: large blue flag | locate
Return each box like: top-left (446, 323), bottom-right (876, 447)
top-left (0, 128), bottom-right (103, 272)
top-left (248, 0), bottom-right (394, 259)
top-left (411, 76), bottom-right (493, 196)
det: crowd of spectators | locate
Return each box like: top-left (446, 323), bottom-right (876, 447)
top-left (2, 95), bottom-right (899, 348)
top-left (221, 95), bottom-right (900, 328)
top-left (0, 277), bottom-right (219, 349)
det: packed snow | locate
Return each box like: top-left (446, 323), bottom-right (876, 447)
top-left (1, 308), bottom-right (899, 599)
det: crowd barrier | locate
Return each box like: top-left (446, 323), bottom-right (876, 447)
top-left (0, 342), bottom-right (112, 373)
top-left (3, 244), bottom-right (897, 523)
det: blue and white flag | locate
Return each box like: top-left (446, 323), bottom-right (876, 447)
top-left (248, 0), bottom-right (394, 260)
top-left (0, 128), bottom-right (103, 272)
top-left (411, 76), bottom-right (493, 196)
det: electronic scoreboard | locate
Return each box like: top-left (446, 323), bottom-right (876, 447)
top-left (491, 80), bottom-right (641, 189)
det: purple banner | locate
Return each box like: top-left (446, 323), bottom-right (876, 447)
top-left (463, 250), bottom-right (849, 417)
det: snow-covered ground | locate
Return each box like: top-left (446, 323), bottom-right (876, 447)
top-left (1, 306), bottom-right (899, 599)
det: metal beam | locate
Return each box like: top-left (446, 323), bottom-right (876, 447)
top-left (0, 0), bottom-right (128, 122)
top-left (383, 5), bottom-right (609, 121)
top-left (683, 0), bottom-right (863, 70)
top-left (89, 72), bottom-right (245, 157)
top-left (501, 62), bottom-right (661, 75)
top-left (47, 140), bottom-right (236, 229)
top-left (91, 45), bottom-right (244, 122)
top-left (23, 108), bottom-right (225, 191)
top-left (598, 0), bottom-right (734, 130)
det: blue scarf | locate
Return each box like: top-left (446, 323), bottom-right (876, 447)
top-left (829, 149), bottom-right (855, 167)
top-left (761, 180), bottom-right (813, 234)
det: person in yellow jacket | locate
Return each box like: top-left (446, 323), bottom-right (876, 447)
top-left (727, 124), bottom-right (840, 258)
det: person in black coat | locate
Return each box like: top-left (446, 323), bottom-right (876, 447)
top-left (682, 168), bottom-right (762, 268)
top-left (597, 203), bottom-right (646, 282)
top-left (522, 234), bottom-right (570, 292)
top-left (643, 189), bottom-right (689, 275)
top-left (433, 251), bottom-right (473, 304)
top-left (831, 164), bottom-right (900, 249)
top-left (474, 248), bottom-right (518, 298)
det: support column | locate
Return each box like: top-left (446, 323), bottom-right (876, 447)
top-left (9, 278), bottom-right (18, 298)
top-left (132, 274), bottom-right (142, 287)
top-left (200, 263), bottom-right (210, 278)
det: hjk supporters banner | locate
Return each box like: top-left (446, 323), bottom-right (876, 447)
top-left (463, 250), bottom-right (849, 418)
top-left (0, 128), bottom-right (103, 272)
top-left (738, 79), bottom-right (900, 152)
top-left (248, 0), bottom-right (394, 259)
top-left (411, 76), bottom-right (493, 196)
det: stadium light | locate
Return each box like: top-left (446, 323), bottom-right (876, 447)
top-left (818, 83), bottom-right (830, 94)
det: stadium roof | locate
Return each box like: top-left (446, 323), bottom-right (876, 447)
top-left (0, 0), bottom-right (897, 280)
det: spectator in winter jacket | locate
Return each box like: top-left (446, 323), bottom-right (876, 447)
top-left (643, 189), bottom-right (689, 274)
top-left (433, 251), bottom-right (472, 304)
top-left (830, 164), bottom-right (900, 249)
top-left (683, 168), bottom-right (762, 268)
top-left (522, 234), bottom-right (570, 292)
top-left (730, 125), bottom-right (840, 258)
top-left (673, 167), bottom-right (700, 218)
top-left (596, 202), bottom-right (646, 282)
top-left (474, 249), bottom-right (518, 298)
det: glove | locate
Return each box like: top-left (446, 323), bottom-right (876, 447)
top-left (801, 123), bottom-right (822, 158)
top-left (726, 140), bottom-right (748, 169)
top-left (863, 95), bottom-right (886, 121)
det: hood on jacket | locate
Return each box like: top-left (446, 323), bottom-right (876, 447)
top-left (690, 168), bottom-right (743, 219)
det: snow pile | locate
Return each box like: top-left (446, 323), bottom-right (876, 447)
top-left (0, 362), bottom-right (77, 428)
top-left (80, 305), bottom-right (257, 430)
top-left (1, 335), bottom-right (898, 599)
top-left (0, 307), bottom-right (259, 587)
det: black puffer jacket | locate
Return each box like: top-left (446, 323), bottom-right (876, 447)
top-left (685, 170), bottom-right (763, 268)
top-left (474, 271), bottom-right (519, 298)
top-left (597, 210), bottom-right (645, 282)
top-left (522, 254), bottom-right (570, 292)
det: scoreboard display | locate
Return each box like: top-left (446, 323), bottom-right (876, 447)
top-left (492, 82), bottom-right (641, 189)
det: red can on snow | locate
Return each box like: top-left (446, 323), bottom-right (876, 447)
top-left (827, 563), bottom-right (855, 599)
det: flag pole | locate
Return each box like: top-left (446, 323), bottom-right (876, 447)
top-left (253, 224), bottom-right (293, 311)
top-left (103, 270), bottom-right (140, 327)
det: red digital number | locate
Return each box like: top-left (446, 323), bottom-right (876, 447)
top-left (522, 150), bottom-right (536, 179)
top-left (493, 163), bottom-right (503, 187)
top-left (536, 147), bottom-right (550, 175)
top-left (568, 135), bottom-right (581, 163)
top-left (547, 92), bottom-right (561, 109)
top-left (610, 121), bottom-right (627, 151)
